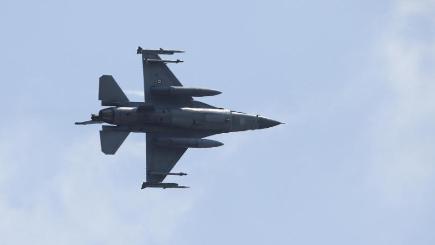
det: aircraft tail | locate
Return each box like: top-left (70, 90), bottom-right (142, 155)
top-left (99, 75), bottom-right (130, 106)
top-left (100, 126), bottom-right (129, 155)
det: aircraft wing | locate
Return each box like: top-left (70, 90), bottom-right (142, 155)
top-left (145, 130), bottom-right (215, 183)
top-left (146, 132), bottom-right (188, 183)
top-left (139, 48), bottom-right (192, 106)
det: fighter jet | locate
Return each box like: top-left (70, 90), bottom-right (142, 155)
top-left (76, 47), bottom-right (282, 189)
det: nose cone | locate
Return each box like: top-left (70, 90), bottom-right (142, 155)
top-left (257, 116), bottom-right (282, 129)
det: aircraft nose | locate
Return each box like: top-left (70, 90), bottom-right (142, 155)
top-left (257, 116), bottom-right (282, 129)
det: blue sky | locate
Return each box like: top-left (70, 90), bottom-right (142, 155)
top-left (0, 0), bottom-right (434, 244)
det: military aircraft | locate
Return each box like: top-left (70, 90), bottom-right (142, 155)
top-left (76, 47), bottom-right (282, 189)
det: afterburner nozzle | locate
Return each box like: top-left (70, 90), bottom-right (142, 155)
top-left (91, 114), bottom-right (100, 121)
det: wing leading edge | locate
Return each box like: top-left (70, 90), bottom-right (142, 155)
top-left (144, 130), bottom-right (216, 186)
top-left (138, 47), bottom-right (192, 106)
top-left (145, 132), bottom-right (187, 183)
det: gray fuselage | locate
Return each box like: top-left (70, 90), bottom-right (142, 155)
top-left (97, 106), bottom-right (278, 134)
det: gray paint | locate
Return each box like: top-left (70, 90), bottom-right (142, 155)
top-left (76, 47), bottom-right (282, 188)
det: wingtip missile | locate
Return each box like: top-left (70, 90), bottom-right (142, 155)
top-left (137, 46), bottom-right (185, 55)
top-left (141, 182), bottom-right (189, 189)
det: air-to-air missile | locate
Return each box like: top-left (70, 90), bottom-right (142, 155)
top-left (137, 46), bottom-right (184, 55)
top-left (149, 172), bottom-right (187, 176)
top-left (141, 182), bottom-right (189, 189)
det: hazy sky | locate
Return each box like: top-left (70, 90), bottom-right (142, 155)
top-left (1, 0), bottom-right (434, 244)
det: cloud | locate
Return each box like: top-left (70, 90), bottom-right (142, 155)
top-left (0, 122), bottom-right (196, 245)
top-left (396, 0), bottom-right (435, 16)
top-left (125, 90), bottom-right (145, 100)
top-left (369, 0), bottom-right (435, 204)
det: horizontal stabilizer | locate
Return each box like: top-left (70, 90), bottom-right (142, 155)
top-left (100, 126), bottom-right (129, 155)
top-left (99, 75), bottom-right (129, 106)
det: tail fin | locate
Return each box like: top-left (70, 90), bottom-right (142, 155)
top-left (100, 126), bottom-right (129, 155)
top-left (99, 75), bottom-right (129, 106)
